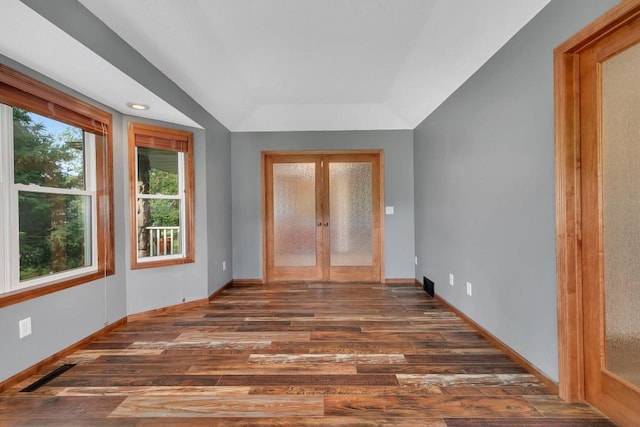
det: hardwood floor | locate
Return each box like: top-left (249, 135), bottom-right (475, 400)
top-left (0, 282), bottom-right (614, 426)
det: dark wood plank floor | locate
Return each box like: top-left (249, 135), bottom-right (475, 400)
top-left (0, 282), bottom-right (614, 426)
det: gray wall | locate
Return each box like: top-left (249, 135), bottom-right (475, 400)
top-left (206, 118), bottom-right (233, 295)
top-left (21, 0), bottom-right (234, 296)
top-left (0, 56), bottom-right (231, 383)
top-left (413, 0), bottom-right (618, 381)
top-left (0, 55), bottom-right (128, 384)
top-left (231, 130), bottom-right (415, 280)
top-left (121, 117), bottom-right (210, 315)
top-left (1, 0), bottom-right (233, 383)
top-left (3, 0), bottom-right (620, 389)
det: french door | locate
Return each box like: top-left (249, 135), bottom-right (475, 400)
top-left (579, 18), bottom-right (640, 426)
top-left (556, 3), bottom-right (640, 425)
top-left (263, 151), bottom-right (382, 282)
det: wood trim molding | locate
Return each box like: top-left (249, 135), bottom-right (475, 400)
top-left (554, 0), bottom-right (640, 403)
top-left (378, 152), bottom-right (386, 284)
top-left (0, 64), bottom-right (115, 309)
top-left (208, 280), bottom-right (234, 301)
top-left (554, 44), bottom-right (584, 403)
top-left (0, 273), bottom-right (110, 309)
top-left (260, 149), bottom-right (386, 283)
top-left (127, 298), bottom-right (209, 322)
top-left (0, 317), bottom-right (126, 393)
top-left (128, 281), bottom-right (236, 321)
top-left (0, 64), bottom-right (111, 131)
top-left (261, 153), bottom-right (267, 284)
top-left (231, 279), bottom-right (265, 286)
top-left (261, 149), bottom-right (384, 157)
top-left (436, 294), bottom-right (559, 395)
top-left (385, 278), bottom-right (420, 285)
top-left (555, 0), bottom-right (640, 54)
top-left (128, 122), bottom-right (195, 270)
top-left (2, 281), bottom-right (237, 392)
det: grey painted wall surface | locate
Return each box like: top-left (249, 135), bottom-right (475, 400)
top-left (122, 117), bottom-right (211, 315)
top-left (1, 1), bottom-right (234, 382)
top-left (231, 131), bottom-right (415, 280)
top-left (206, 118), bottom-right (233, 295)
top-left (21, 0), bottom-right (235, 297)
top-left (413, 0), bottom-right (618, 381)
top-left (0, 55), bottom-right (128, 383)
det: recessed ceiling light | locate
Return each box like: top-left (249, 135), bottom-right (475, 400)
top-left (127, 102), bottom-right (150, 111)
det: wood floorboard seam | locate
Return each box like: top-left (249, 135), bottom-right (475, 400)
top-left (0, 282), bottom-right (614, 425)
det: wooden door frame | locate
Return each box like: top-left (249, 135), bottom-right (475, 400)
top-left (261, 150), bottom-right (385, 283)
top-left (555, 0), bottom-right (640, 403)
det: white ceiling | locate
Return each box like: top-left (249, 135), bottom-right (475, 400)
top-left (3, 0), bottom-right (551, 132)
top-left (0, 0), bottom-right (200, 129)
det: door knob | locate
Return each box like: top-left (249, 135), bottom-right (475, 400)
top-left (324, 222), bottom-right (329, 226)
top-left (317, 222), bottom-right (322, 226)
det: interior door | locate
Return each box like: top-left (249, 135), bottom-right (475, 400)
top-left (324, 154), bottom-right (381, 282)
top-left (580, 19), bottom-right (640, 426)
top-left (265, 154), bottom-right (323, 281)
top-left (264, 152), bottom-right (382, 282)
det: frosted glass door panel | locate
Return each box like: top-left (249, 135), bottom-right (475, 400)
top-left (273, 163), bottom-right (316, 267)
top-left (329, 162), bottom-right (372, 266)
top-left (602, 41), bottom-right (640, 388)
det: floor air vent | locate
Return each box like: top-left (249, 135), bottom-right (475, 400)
top-left (423, 276), bottom-right (435, 297)
top-left (20, 363), bottom-right (76, 392)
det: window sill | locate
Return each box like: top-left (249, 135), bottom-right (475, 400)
top-left (130, 256), bottom-right (195, 270)
top-left (0, 269), bottom-right (114, 309)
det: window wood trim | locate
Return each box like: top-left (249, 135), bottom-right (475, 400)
top-left (0, 64), bottom-right (110, 133)
top-left (0, 64), bottom-right (115, 309)
top-left (128, 122), bottom-right (195, 270)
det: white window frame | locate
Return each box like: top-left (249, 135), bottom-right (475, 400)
top-left (0, 105), bottom-right (98, 292)
top-left (0, 104), bottom-right (11, 294)
top-left (134, 146), bottom-right (187, 263)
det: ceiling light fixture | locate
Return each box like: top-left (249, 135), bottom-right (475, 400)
top-left (127, 102), bottom-right (150, 111)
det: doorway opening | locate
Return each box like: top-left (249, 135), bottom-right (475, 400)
top-left (262, 150), bottom-right (384, 282)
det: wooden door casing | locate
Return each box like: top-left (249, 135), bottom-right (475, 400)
top-left (555, 1), bottom-right (640, 425)
top-left (263, 151), bottom-right (383, 283)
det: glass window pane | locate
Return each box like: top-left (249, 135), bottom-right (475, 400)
top-left (137, 198), bottom-right (181, 258)
top-left (137, 147), bottom-right (179, 196)
top-left (13, 108), bottom-right (85, 189)
top-left (329, 162), bottom-right (373, 266)
top-left (273, 163), bottom-right (317, 267)
top-left (18, 192), bottom-right (91, 281)
top-left (602, 41), bottom-right (640, 388)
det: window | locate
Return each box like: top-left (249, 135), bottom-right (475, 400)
top-left (129, 123), bottom-right (194, 269)
top-left (0, 64), bottom-right (114, 305)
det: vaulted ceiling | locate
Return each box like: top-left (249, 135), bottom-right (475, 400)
top-left (1, 0), bottom-right (551, 132)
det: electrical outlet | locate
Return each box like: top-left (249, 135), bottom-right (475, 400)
top-left (19, 317), bottom-right (31, 339)
top-left (222, 261), bottom-right (226, 271)
top-left (414, 256), bottom-right (418, 265)
top-left (467, 282), bottom-right (473, 296)
top-left (449, 273), bottom-right (454, 286)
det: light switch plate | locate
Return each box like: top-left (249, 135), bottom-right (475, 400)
top-left (385, 206), bottom-right (394, 215)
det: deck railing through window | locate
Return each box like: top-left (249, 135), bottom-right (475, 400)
top-left (147, 226), bottom-right (180, 256)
